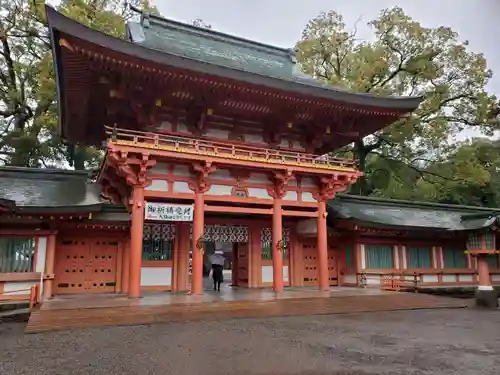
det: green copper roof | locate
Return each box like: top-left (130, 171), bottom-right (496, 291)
top-left (124, 8), bottom-right (422, 110)
top-left (0, 167), bottom-right (102, 213)
top-left (328, 194), bottom-right (500, 231)
top-left (127, 11), bottom-right (297, 81)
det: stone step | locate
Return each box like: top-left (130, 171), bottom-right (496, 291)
top-left (26, 293), bottom-right (468, 334)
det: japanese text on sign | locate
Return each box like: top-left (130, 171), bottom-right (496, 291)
top-left (144, 202), bottom-right (194, 222)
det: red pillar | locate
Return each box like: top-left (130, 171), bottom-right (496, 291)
top-left (191, 191), bottom-right (205, 295)
top-left (43, 233), bottom-right (56, 300)
top-left (121, 238), bottom-right (130, 295)
top-left (317, 200), bottom-right (329, 291)
top-left (477, 255), bottom-right (493, 290)
top-left (272, 198), bottom-right (284, 292)
top-left (128, 185), bottom-right (145, 298)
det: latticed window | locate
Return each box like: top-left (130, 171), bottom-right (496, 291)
top-left (484, 231), bottom-right (495, 249)
top-left (261, 228), bottom-right (290, 260)
top-left (142, 224), bottom-right (175, 261)
top-left (0, 238), bottom-right (35, 273)
top-left (365, 245), bottom-right (393, 269)
top-left (345, 244), bottom-right (355, 268)
top-left (407, 246), bottom-right (432, 268)
top-left (466, 232), bottom-right (481, 249)
top-left (443, 246), bottom-right (468, 268)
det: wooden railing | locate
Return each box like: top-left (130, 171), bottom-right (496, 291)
top-left (105, 126), bottom-right (356, 171)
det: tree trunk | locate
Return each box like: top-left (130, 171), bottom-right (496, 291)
top-left (351, 139), bottom-right (370, 196)
top-left (73, 145), bottom-right (86, 170)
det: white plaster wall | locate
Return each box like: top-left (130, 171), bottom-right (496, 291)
top-left (282, 191), bottom-right (298, 201)
top-left (36, 236), bottom-right (47, 295)
top-left (140, 267), bottom-right (172, 286)
top-left (36, 237), bottom-right (47, 273)
top-left (301, 192), bottom-right (316, 202)
top-left (394, 245), bottom-right (399, 269)
top-left (343, 275), bottom-right (357, 284)
top-left (283, 265), bottom-right (289, 283)
top-left (458, 274), bottom-right (473, 283)
top-left (3, 281), bottom-right (34, 295)
top-left (401, 246), bottom-right (407, 269)
top-left (262, 265), bottom-right (273, 283)
top-left (422, 275), bottom-right (439, 283)
top-left (491, 274), bottom-right (500, 282)
top-left (442, 275), bottom-right (456, 283)
top-left (360, 245), bottom-right (366, 269)
top-left (366, 274), bottom-right (381, 285)
top-left (248, 188), bottom-right (272, 199)
top-left (432, 247), bottom-right (437, 268)
top-left (173, 181), bottom-right (191, 193)
top-left (206, 185), bottom-right (233, 196)
top-left (145, 180), bottom-right (168, 191)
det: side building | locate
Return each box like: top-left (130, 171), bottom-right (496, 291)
top-left (1, 166), bottom-right (499, 302)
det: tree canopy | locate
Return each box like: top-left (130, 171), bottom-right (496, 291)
top-left (0, 0), bottom-right (157, 169)
top-left (295, 7), bottom-right (500, 202)
top-left (1, 3), bottom-right (499, 207)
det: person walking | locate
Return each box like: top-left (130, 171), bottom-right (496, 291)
top-left (209, 250), bottom-right (225, 292)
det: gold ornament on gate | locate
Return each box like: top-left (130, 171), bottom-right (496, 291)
top-left (276, 239), bottom-right (286, 253)
top-left (196, 236), bottom-right (205, 254)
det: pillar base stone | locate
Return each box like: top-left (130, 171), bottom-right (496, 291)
top-left (475, 289), bottom-right (499, 309)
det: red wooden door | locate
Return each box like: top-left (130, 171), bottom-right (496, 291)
top-left (301, 241), bottom-right (339, 287)
top-left (87, 240), bottom-right (119, 293)
top-left (236, 243), bottom-right (249, 287)
top-left (54, 238), bottom-right (119, 294)
top-left (54, 239), bottom-right (90, 294)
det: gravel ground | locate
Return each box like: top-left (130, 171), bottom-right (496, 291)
top-left (1, 308), bottom-right (499, 375)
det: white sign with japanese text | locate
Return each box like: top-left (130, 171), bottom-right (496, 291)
top-left (144, 202), bottom-right (194, 222)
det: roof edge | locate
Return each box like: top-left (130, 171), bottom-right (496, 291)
top-left (128, 5), bottom-right (294, 57)
top-left (14, 203), bottom-right (104, 214)
top-left (334, 193), bottom-right (500, 213)
top-left (45, 5), bottom-right (423, 111)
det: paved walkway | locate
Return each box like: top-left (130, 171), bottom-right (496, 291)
top-left (2, 308), bottom-right (499, 374)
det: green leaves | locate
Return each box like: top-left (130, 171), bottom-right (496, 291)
top-left (296, 6), bottom-right (500, 202)
top-left (0, 0), bottom-right (158, 169)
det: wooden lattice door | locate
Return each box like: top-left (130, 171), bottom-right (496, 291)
top-left (87, 240), bottom-right (119, 293)
top-left (54, 239), bottom-right (119, 294)
top-left (236, 243), bottom-right (249, 287)
top-left (302, 242), bottom-right (318, 286)
top-left (54, 239), bottom-right (90, 294)
top-left (328, 246), bottom-right (339, 286)
top-left (302, 242), bottom-right (339, 287)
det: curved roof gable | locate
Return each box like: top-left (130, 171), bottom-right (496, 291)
top-left (46, 5), bottom-right (422, 111)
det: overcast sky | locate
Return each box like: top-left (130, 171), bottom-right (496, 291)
top-left (155, 0), bottom-right (500, 140)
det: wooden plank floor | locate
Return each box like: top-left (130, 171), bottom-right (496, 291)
top-left (26, 292), bottom-right (468, 333)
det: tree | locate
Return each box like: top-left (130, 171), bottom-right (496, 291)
top-left (296, 8), bottom-right (500, 196)
top-left (0, 0), bottom-right (157, 169)
top-left (378, 138), bottom-right (500, 207)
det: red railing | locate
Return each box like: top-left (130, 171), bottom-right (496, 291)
top-left (105, 127), bottom-right (356, 171)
